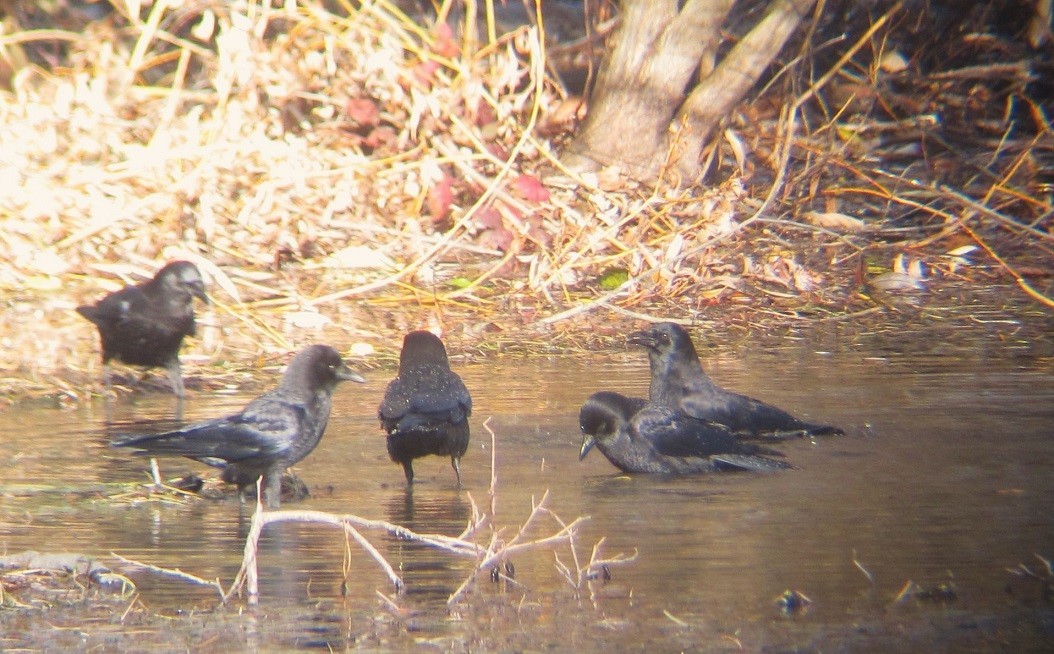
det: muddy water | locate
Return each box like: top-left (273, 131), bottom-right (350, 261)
top-left (2, 346), bottom-right (1054, 651)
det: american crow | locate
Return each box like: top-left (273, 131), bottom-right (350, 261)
top-left (113, 344), bottom-right (365, 508)
top-left (379, 331), bottom-right (471, 485)
top-left (578, 391), bottom-right (790, 473)
top-left (629, 322), bottom-right (842, 437)
top-left (77, 260), bottom-right (209, 397)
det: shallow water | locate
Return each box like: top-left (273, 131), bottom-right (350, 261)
top-left (2, 345), bottom-right (1054, 651)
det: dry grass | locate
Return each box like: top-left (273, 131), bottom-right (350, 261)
top-left (0, 1), bottom-right (1050, 403)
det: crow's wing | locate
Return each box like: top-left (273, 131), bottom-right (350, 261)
top-left (633, 407), bottom-right (741, 458)
top-left (114, 398), bottom-right (305, 462)
top-left (408, 371), bottom-right (470, 416)
top-left (77, 285), bottom-right (142, 326)
top-left (676, 376), bottom-right (740, 426)
top-left (679, 375), bottom-right (816, 435)
top-left (380, 368), bottom-right (471, 423)
top-left (711, 453), bottom-right (793, 471)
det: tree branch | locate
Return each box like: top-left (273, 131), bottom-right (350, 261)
top-left (668, 0), bottom-right (819, 179)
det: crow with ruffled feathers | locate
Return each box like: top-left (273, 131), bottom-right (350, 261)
top-left (380, 331), bottom-right (472, 485)
top-left (77, 260), bottom-right (209, 397)
top-left (629, 322), bottom-right (842, 437)
top-left (579, 391), bottom-right (790, 474)
top-left (113, 344), bottom-right (365, 508)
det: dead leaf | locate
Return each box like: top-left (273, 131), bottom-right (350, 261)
top-left (879, 51), bottom-right (908, 73)
top-left (427, 175), bottom-right (455, 222)
top-left (363, 126), bottom-right (397, 150)
top-left (472, 98), bottom-right (496, 128)
top-left (892, 252), bottom-right (925, 279)
top-left (413, 59), bottom-right (441, 85)
top-left (804, 211), bottom-right (869, 233)
top-left (513, 174), bottom-right (550, 203)
top-left (597, 165), bottom-right (625, 191)
top-left (346, 97), bottom-right (380, 127)
top-left (945, 244), bottom-right (977, 272)
top-left (432, 22), bottom-right (460, 59)
top-left (284, 310), bottom-right (332, 330)
top-left (320, 245), bottom-right (396, 270)
top-left (723, 128), bottom-right (747, 173)
top-left (870, 271), bottom-right (925, 292)
top-left (475, 205), bottom-right (514, 251)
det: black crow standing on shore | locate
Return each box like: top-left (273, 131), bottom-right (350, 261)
top-left (578, 391), bottom-right (790, 474)
top-left (112, 344), bottom-right (365, 508)
top-left (380, 331), bottom-right (471, 485)
top-left (629, 322), bottom-right (842, 437)
top-left (76, 260), bottom-right (209, 397)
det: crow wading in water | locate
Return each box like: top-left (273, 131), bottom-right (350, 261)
top-left (628, 322), bottom-right (843, 438)
top-left (578, 391), bottom-right (790, 474)
top-left (113, 344), bottom-right (365, 508)
top-left (380, 331), bottom-right (472, 485)
top-left (77, 260), bottom-right (209, 398)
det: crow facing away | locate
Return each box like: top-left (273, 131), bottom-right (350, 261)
top-left (380, 331), bottom-right (472, 486)
top-left (77, 260), bottom-right (209, 398)
top-left (112, 344), bottom-right (365, 508)
top-left (578, 391), bottom-right (790, 474)
top-left (629, 322), bottom-right (843, 437)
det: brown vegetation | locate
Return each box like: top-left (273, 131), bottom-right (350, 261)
top-left (0, 1), bottom-right (1050, 403)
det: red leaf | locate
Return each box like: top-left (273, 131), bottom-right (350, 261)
top-left (474, 98), bottom-right (496, 127)
top-left (513, 174), bottom-right (550, 203)
top-left (413, 59), bottom-right (441, 85)
top-left (433, 22), bottom-right (460, 59)
top-left (474, 205), bottom-right (514, 252)
top-left (427, 175), bottom-right (455, 222)
top-left (479, 225), bottom-right (515, 252)
top-left (475, 205), bottom-right (503, 229)
top-left (345, 97), bottom-right (380, 127)
top-left (363, 126), bottom-right (397, 150)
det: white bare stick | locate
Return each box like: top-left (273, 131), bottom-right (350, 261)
top-left (485, 418), bottom-right (498, 520)
top-left (375, 589), bottom-right (401, 614)
top-left (457, 492), bottom-right (488, 541)
top-left (446, 567), bottom-right (477, 606)
top-left (110, 553), bottom-right (225, 598)
top-left (446, 514), bottom-right (589, 607)
top-left (497, 490), bottom-right (553, 553)
top-left (343, 524), bottom-right (402, 590)
top-left (476, 518), bottom-right (587, 570)
top-left (257, 510), bottom-right (484, 556)
top-left (225, 506), bottom-right (495, 603)
top-left (551, 552), bottom-right (577, 589)
top-left (225, 498), bottom-right (265, 604)
top-left (541, 505), bottom-right (586, 584)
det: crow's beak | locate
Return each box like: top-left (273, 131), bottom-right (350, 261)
top-left (338, 365), bottom-right (367, 383)
top-left (579, 434), bottom-right (597, 461)
top-left (626, 329), bottom-right (657, 349)
top-left (190, 282), bottom-right (211, 305)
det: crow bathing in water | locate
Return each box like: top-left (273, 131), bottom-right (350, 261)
top-left (628, 322), bottom-right (842, 437)
top-left (578, 391), bottom-right (790, 474)
top-left (113, 344), bottom-right (365, 508)
top-left (77, 260), bottom-right (209, 397)
top-left (380, 331), bottom-right (472, 485)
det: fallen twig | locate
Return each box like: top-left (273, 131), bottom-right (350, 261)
top-left (110, 553), bottom-right (224, 598)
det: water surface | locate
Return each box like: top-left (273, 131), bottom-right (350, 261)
top-left (2, 345), bottom-right (1053, 651)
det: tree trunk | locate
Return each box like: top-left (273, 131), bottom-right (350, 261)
top-left (564, 0), bottom-right (818, 185)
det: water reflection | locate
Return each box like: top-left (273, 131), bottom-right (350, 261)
top-left (383, 487), bottom-right (473, 600)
